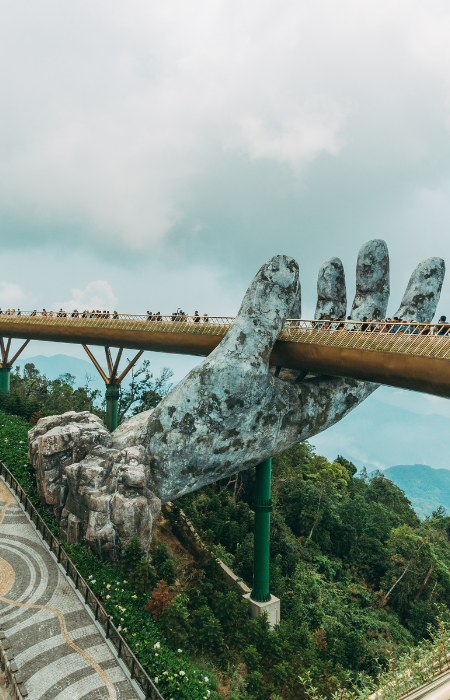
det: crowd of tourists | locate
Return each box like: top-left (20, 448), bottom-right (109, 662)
top-left (308, 315), bottom-right (450, 335)
top-left (0, 307), bottom-right (448, 335)
top-left (0, 308), bottom-right (211, 322)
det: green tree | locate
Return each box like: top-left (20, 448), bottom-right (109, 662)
top-left (118, 359), bottom-right (173, 422)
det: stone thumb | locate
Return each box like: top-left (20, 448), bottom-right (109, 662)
top-left (216, 255), bottom-right (299, 369)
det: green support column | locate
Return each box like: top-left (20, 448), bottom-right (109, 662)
top-left (105, 383), bottom-right (120, 432)
top-left (251, 458), bottom-right (272, 603)
top-left (0, 367), bottom-right (11, 395)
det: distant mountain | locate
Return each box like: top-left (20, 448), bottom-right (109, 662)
top-left (311, 395), bottom-right (450, 471)
top-left (381, 464), bottom-right (450, 519)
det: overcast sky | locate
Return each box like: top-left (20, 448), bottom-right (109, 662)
top-left (2, 1), bottom-right (450, 373)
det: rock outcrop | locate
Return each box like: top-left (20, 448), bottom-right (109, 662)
top-left (29, 411), bottom-right (161, 561)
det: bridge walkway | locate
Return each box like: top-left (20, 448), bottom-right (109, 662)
top-left (0, 313), bottom-right (450, 398)
top-left (0, 478), bottom-right (142, 700)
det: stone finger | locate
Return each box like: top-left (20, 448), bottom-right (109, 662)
top-left (350, 239), bottom-right (389, 320)
top-left (393, 257), bottom-right (445, 322)
top-left (217, 254), bottom-right (299, 369)
top-left (314, 257), bottom-right (347, 320)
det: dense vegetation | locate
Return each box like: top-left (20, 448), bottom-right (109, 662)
top-left (176, 445), bottom-right (450, 697)
top-left (2, 367), bottom-right (450, 699)
top-left (4, 360), bottom-right (172, 422)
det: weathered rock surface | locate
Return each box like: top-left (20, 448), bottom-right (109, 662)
top-left (394, 257), bottom-right (445, 322)
top-left (29, 411), bottom-right (161, 560)
top-left (29, 412), bottom-right (112, 518)
top-left (28, 240), bottom-right (445, 560)
top-left (314, 257), bottom-right (347, 320)
top-left (351, 239), bottom-right (390, 320)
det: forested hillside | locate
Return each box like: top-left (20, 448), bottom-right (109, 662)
top-left (177, 444), bottom-right (450, 696)
top-left (383, 464), bottom-right (450, 519)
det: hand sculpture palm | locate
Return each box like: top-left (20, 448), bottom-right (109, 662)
top-left (29, 239), bottom-right (445, 555)
top-left (113, 238), bottom-right (444, 503)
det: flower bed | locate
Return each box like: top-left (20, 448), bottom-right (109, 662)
top-left (64, 543), bottom-right (219, 700)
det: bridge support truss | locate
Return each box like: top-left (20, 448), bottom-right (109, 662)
top-left (82, 345), bottom-right (144, 432)
top-left (0, 338), bottom-right (30, 395)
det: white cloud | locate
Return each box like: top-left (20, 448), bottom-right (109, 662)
top-left (54, 281), bottom-right (118, 312)
top-left (0, 282), bottom-right (28, 309)
top-left (2, 0), bottom-right (450, 255)
top-left (237, 106), bottom-right (344, 167)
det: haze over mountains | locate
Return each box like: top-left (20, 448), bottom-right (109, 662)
top-left (311, 394), bottom-right (449, 471)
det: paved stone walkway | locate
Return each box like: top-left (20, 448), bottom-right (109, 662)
top-left (0, 478), bottom-right (142, 700)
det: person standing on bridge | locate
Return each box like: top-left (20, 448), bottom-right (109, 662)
top-left (194, 311), bottom-right (200, 323)
top-left (345, 316), bottom-right (354, 330)
top-left (435, 316), bottom-right (450, 335)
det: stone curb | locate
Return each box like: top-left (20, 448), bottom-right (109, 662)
top-left (0, 629), bottom-right (28, 699)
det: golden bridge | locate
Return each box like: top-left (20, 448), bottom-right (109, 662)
top-left (0, 311), bottom-right (449, 401)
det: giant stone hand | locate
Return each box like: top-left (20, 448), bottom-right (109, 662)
top-left (28, 240), bottom-right (445, 558)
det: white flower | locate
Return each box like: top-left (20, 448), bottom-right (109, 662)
top-left (121, 618), bottom-right (124, 622)
top-left (154, 642), bottom-right (160, 649)
top-left (163, 671), bottom-right (168, 675)
top-left (91, 579), bottom-right (96, 584)
top-left (106, 584), bottom-right (111, 589)
top-left (207, 692), bottom-right (211, 698)
top-left (178, 648), bottom-right (183, 653)
top-left (154, 678), bottom-right (158, 684)
top-left (117, 625), bottom-right (122, 632)
top-left (204, 676), bottom-right (209, 683)
top-left (106, 595), bottom-right (111, 599)
top-left (88, 575), bottom-right (92, 579)
top-left (179, 671), bottom-right (185, 676)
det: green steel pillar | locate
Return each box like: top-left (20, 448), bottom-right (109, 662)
top-left (0, 367), bottom-right (11, 395)
top-left (105, 383), bottom-right (120, 432)
top-left (251, 458), bottom-right (272, 603)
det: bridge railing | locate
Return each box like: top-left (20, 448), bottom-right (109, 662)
top-left (0, 312), bottom-right (234, 336)
top-left (280, 320), bottom-right (450, 360)
top-left (0, 461), bottom-right (164, 700)
top-left (1, 313), bottom-right (450, 359)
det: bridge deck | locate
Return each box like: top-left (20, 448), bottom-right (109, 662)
top-left (0, 313), bottom-right (449, 398)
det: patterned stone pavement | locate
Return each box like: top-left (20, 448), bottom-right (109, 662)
top-left (0, 478), bottom-right (142, 700)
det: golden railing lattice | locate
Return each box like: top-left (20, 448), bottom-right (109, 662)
top-left (0, 312), bottom-right (449, 360)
